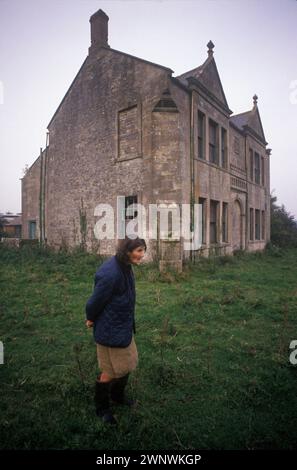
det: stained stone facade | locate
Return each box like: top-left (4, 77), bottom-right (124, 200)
top-left (21, 9), bottom-right (271, 269)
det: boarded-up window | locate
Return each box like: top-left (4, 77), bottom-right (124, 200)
top-left (118, 106), bottom-right (138, 159)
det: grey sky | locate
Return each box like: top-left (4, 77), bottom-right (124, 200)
top-left (0, 0), bottom-right (296, 217)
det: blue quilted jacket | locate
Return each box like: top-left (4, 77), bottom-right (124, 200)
top-left (85, 255), bottom-right (136, 348)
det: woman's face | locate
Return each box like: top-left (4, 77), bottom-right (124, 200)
top-left (127, 246), bottom-right (146, 265)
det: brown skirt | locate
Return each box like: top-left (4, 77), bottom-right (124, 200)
top-left (96, 336), bottom-right (138, 379)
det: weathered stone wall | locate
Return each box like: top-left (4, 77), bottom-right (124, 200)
top-left (192, 92), bottom-right (232, 256)
top-left (229, 125), bottom-right (248, 251)
top-left (245, 134), bottom-right (270, 251)
top-left (21, 26), bottom-right (271, 262)
top-left (21, 155), bottom-right (41, 239)
top-left (45, 46), bottom-right (173, 260)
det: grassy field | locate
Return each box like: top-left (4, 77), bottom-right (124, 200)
top-left (0, 243), bottom-right (297, 450)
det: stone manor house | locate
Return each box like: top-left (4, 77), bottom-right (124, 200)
top-left (22, 9), bottom-right (271, 269)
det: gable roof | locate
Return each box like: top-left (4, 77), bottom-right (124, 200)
top-left (47, 57), bottom-right (88, 128)
top-left (107, 47), bottom-right (173, 74)
top-left (230, 96), bottom-right (267, 144)
top-left (47, 47), bottom-right (173, 129)
top-left (176, 42), bottom-right (231, 113)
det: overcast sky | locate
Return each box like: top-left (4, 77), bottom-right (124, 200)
top-left (0, 0), bottom-right (296, 217)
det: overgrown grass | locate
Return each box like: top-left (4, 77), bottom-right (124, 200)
top-left (0, 243), bottom-right (297, 450)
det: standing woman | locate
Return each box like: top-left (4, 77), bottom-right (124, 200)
top-left (85, 237), bottom-right (146, 425)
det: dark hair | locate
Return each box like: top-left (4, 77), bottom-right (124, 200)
top-left (116, 236), bottom-right (147, 264)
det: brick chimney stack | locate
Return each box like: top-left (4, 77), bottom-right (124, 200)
top-left (89, 9), bottom-right (109, 49)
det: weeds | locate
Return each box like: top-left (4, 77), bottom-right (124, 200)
top-left (1, 245), bottom-right (297, 449)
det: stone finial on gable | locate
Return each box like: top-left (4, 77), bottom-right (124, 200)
top-left (207, 40), bottom-right (215, 57)
top-left (253, 94), bottom-right (258, 107)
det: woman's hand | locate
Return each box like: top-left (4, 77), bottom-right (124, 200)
top-left (86, 320), bottom-right (94, 328)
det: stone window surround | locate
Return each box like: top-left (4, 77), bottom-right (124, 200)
top-left (249, 207), bottom-right (266, 242)
top-left (115, 100), bottom-right (142, 162)
top-left (196, 109), bottom-right (229, 169)
top-left (249, 148), bottom-right (266, 188)
top-left (196, 198), bottom-right (232, 247)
